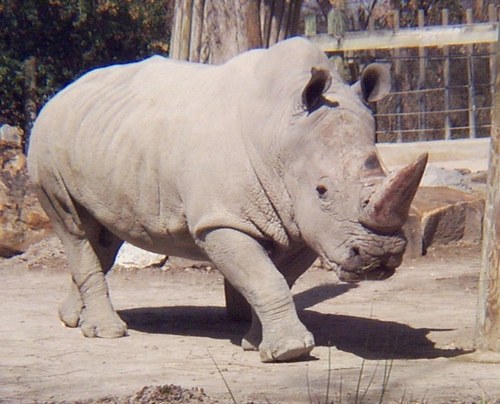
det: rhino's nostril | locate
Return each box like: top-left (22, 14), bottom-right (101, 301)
top-left (385, 254), bottom-right (403, 269)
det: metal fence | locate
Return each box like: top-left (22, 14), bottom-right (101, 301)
top-left (303, 6), bottom-right (498, 143)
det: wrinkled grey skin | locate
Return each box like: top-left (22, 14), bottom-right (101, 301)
top-left (28, 38), bottom-right (425, 362)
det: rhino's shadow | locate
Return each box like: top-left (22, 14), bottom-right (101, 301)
top-left (119, 283), bottom-right (470, 360)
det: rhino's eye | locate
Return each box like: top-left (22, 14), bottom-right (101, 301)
top-left (316, 184), bottom-right (328, 198)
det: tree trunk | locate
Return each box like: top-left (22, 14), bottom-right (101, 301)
top-left (170, 0), bottom-right (303, 64)
top-left (476, 31), bottom-right (500, 352)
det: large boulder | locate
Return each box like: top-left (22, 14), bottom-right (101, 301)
top-left (404, 186), bottom-right (484, 257)
top-left (414, 187), bottom-right (484, 250)
top-left (377, 140), bottom-right (488, 257)
top-left (0, 125), bottom-right (51, 257)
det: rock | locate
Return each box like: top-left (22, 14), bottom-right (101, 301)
top-left (115, 243), bottom-right (167, 268)
top-left (463, 170), bottom-right (488, 196)
top-left (0, 127), bottom-right (51, 257)
top-left (404, 186), bottom-right (484, 256)
top-left (115, 243), bottom-right (214, 270)
top-left (415, 164), bottom-right (489, 197)
top-left (421, 165), bottom-right (473, 192)
top-left (0, 124), bottom-right (23, 148)
top-left (402, 212), bottom-right (424, 257)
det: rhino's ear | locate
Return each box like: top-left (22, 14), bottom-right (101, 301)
top-left (302, 67), bottom-right (332, 112)
top-left (352, 63), bottom-right (391, 102)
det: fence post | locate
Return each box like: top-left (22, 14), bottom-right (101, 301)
top-left (466, 8), bottom-right (477, 138)
top-left (327, 8), bottom-right (334, 35)
top-left (417, 10), bottom-right (426, 141)
top-left (476, 29), bottom-right (499, 352)
top-left (489, 5), bottom-right (497, 118)
top-left (368, 16), bottom-right (375, 58)
top-left (393, 10), bottom-right (402, 143)
top-left (442, 9), bottom-right (451, 140)
top-left (304, 13), bottom-right (317, 37)
top-left (327, 6), bottom-right (346, 39)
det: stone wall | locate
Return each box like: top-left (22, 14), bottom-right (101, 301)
top-left (0, 125), bottom-right (51, 257)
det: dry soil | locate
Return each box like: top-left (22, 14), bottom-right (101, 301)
top-left (1, 237), bottom-right (499, 403)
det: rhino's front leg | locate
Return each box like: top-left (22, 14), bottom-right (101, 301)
top-left (241, 308), bottom-right (262, 351)
top-left (238, 246), bottom-right (319, 351)
top-left (199, 228), bottom-right (315, 362)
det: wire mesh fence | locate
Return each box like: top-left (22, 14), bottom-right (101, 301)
top-left (362, 45), bottom-right (495, 143)
top-left (304, 6), bottom-right (498, 143)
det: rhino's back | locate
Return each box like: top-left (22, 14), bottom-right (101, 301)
top-left (28, 54), bottom-right (270, 254)
top-left (31, 55), bottom-right (207, 151)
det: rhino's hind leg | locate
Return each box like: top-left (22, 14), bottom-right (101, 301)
top-left (58, 226), bottom-right (124, 336)
top-left (61, 226), bottom-right (125, 338)
top-left (200, 228), bottom-right (315, 363)
top-left (36, 183), bottom-right (125, 337)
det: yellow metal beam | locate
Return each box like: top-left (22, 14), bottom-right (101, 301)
top-left (307, 22), bottom-right (498, 51)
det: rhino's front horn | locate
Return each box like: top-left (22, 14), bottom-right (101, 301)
top-left (359, 153), bottom-right (428, 233)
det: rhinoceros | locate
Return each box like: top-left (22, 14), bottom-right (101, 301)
top-left (28, 37), bottom-right (427, 362)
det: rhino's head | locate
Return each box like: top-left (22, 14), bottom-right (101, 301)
top-left (282, 61), bottom-right (427, 282)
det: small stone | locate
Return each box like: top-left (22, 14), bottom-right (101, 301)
top-left (0, 124), bottom-right (23, 148)
top-left (115, 243), bottom-right (167, 268)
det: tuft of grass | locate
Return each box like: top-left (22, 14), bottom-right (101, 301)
top-left (304, 354), bottom-right (316, 403)
top-left (325, 343), bottom-right (333, 404)
top-left (306, 346), bottom-right (396, 404)
top-left (207, 349), bottom-right (237, 404)
top-left (379, 356), bottom-right (394, 403)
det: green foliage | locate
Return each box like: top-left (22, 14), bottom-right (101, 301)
top-left (0, 0), bottom-right (173, 129)
top-left (0, 50), bottom-right (24, 126)
top-left (390, 0), bottom-right (465, 26)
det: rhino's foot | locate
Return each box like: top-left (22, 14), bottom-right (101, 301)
top-left (58, 285), bottom-right (84, 328)
top-left (259, 331), bottom-right (315, 363)
top-left (80, 308), bottom-right (128, 338)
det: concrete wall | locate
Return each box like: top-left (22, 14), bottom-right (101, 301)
top-left (377, 138), bottom-right (490, 171)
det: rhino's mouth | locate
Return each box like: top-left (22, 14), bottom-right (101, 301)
top-left (323, 251), bottom-right (401, 283)
top-left (337, 265), bottom-right (396, 283)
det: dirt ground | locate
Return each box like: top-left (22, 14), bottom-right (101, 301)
top-left (1, 236), bottom-right (499, 403)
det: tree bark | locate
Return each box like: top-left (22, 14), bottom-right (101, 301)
top-left (170, 0), bottom-right (303, 64)
top-left (476, 31), bottom-right (499, 352)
